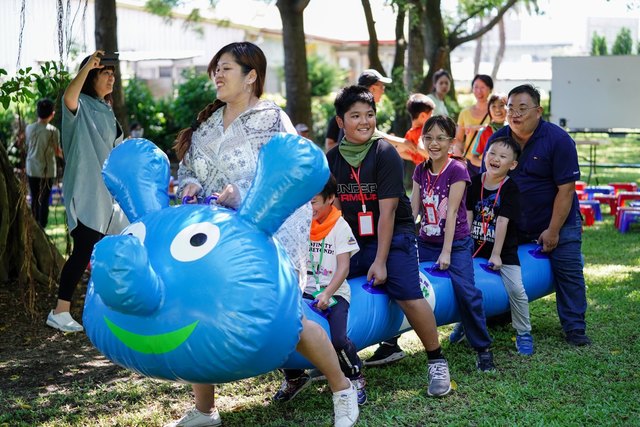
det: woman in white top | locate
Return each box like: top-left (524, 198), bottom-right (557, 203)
top-left (426, 68), bottom-right (451, 117)
top-left (169, 42), bottom-right (358, 427)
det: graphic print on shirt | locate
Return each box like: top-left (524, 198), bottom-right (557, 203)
top-left (420, 191), bottom-right (448, 237)
top-left (308, 241), bottom-right (335, 278)
top-left (470, 192), bottom-right (500, 246)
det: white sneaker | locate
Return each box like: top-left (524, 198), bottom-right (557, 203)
top-left (333, 384), bottom-right (359, 427)
top-left (164, 407), bottom-right (222, 427)
top-left (46, 310), bottom-right (83, 333)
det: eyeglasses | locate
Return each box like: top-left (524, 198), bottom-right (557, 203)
top-left (506, 106), bottom-right (539, 117)
top-left (421, 135), bottom-right (453, 144)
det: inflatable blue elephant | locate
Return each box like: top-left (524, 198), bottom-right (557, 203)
top-left (85, 134), bottom-right (555, 382)
top-left (84, 134), bottom-right (328, 383)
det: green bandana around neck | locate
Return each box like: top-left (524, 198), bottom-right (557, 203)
top-left (338, 135), bottom-right (378, 168)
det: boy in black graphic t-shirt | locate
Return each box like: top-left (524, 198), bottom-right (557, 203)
top-left (326, 85), bottom-right (452, 397)
top-left (466, 136), bottom-right (534, 356)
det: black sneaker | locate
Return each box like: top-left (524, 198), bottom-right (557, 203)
top-left (273, 374), bottom-right (311, 402)
top-left (476, 350), bottom-right (496, 373)
top-left (363, 343), bottom-right (406, 366)
top-left (565, 329), bottom-right (592, 347)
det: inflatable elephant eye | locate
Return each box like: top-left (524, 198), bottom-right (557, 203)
top-left (123, 222), bottom-right (146, 244)
top-left (170, 222), bottom-right (220, 262)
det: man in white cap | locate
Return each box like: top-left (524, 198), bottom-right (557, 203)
top-left (295, 123), bottom-right (310, 139)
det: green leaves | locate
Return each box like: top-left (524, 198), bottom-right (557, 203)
top-left (0, 62), bottom-right (70, 110)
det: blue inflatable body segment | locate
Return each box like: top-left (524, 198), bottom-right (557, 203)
top-left (282, 244), bottom-right (552, 369)
top-left (84, 134), bottom-right (329, 383)
top-left (102, 138), bottom-right (170, 222)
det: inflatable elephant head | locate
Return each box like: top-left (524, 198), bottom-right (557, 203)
top-left (83, 133), bottom-right (329, 383)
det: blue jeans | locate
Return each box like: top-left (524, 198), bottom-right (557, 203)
top-left (548, 214), bottom-right (588, 333)
top-left (418, 236), bottom-right (492, 350)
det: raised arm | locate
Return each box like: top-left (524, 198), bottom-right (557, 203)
top-left (63, 50), bottom-right (104, 113)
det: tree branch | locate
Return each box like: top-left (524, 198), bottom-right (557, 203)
top-left (450, 0), bottom-right (518, 49)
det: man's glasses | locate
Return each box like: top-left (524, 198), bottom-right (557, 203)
top-left (421, 135), bottom-right (453, 144)
top-left (506, 105), bottom-right (539, 117)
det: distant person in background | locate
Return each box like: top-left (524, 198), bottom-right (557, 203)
top-left (295, 122), bottom-right (310, 139)
top-left (427, 69), bottom-right (452, 117)
top-left (46, 50), bottom-right (126, 333)
top-left (403, 93), bottom-right (435, 163)
top-left (455, 74), bottom-right (493, 177)
top-left (470, 93), bottom-right (507, 158)
top-left (128, 121), bottom-right (144, 139)
top-left (487, 84), bottom-right (591, 347)
top-left (25, 98), bottom-right (61, 228)
top-left (401, 93), bottom-right (434, 187)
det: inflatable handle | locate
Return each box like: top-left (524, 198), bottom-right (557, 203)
top-left (528, 246), bottom-right (549, 259)
top-left (480, 263), bottom-right (501, 275)
top-left (203, 195), bottom-right (219, 205)
top-left (308, 299), bottom-right (331, 319)
top-left (425, 263), bottom-right (451, 278)
top-left (362, 278), bottom-right (386, 295)
top-left (182, 195), bottom-right (195, 205)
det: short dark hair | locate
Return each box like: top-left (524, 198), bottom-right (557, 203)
top-left (488, 136), bottom-right (522, 160)
top-left (319, 174), bottom-right (337, 200)
top-left (36, 98), bottom-right (55, 119)
top-left (508, 84), bottom-right (541, 107)
top-left (406, 93), bottom-right (435, 120)
top-left (334, 85), bottom-right (376, 119)
top-left (422, 115), bottom-right (457, 138)
top-left (472, 74), bottom-right (494, 90)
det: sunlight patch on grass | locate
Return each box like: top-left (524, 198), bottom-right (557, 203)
top-left (584, 264), bottom-right (639, 281)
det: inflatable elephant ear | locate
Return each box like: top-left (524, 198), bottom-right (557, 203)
top-left (102, 138), bottom-right (170, 223)
top-left (239, 133), bottom-right (329, 234)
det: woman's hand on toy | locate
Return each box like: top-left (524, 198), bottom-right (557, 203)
top-left (217, 184), bottom-right (241, 209)
top-left (181, 183), bottom-right (201, 204)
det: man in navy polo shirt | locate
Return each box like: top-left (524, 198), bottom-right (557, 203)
top-left (487, 84), bottom-right (591, 347)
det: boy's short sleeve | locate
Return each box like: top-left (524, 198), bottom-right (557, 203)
top-left (497, 178), bottom-right (520, 221)
top-left (334, 217), bottom-right (360, 257)
top-left (376, 141), bottom-right (406, 199)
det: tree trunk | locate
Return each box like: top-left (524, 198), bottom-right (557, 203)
top-left (418, 0), bottom-right (519, 107)
top-left (491, 17), bottom-right (506, 81)
top-left (276, 0), bottom-right (312, 131)
top-left (95, 0), bottom-right (128, 133)
top-left (0, 143), bottom-right (64, 318)
top-left (407, 2), bottom-right (425, 93)
top-left (420, 0), bottom-right (454, 98)
top-left (361, 0), bottom-right (385, 72)
top-left (390, 3), bottom-right (410, 136)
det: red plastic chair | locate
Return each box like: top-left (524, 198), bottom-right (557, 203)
top-left (593, 194), bottom-right (617, 214)
top-left (579, 204), bottom-right (595, 226)
top-left (609, 182), bottom-right (638, 195)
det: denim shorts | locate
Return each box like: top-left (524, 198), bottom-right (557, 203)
top-left (348, 232), bottom-right (423, 301)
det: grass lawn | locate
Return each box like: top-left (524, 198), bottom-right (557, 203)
top-left (1, 137), bottom-right (639, 426)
